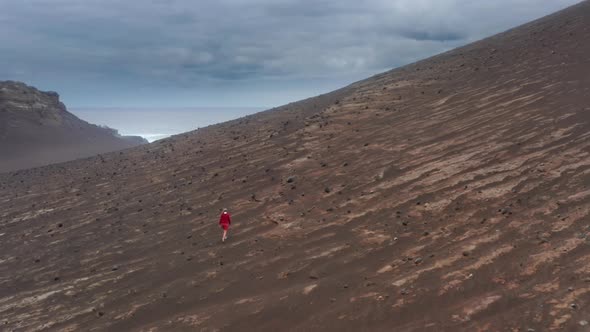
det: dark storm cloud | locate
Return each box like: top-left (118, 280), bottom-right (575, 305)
top-left (0, 0), bottom-right (581, 106)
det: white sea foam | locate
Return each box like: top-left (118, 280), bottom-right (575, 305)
top-left (126, 133), bottom-right (171, 142)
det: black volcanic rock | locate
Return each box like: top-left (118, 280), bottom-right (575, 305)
top-left (0, 81), bottom-right (147, 172)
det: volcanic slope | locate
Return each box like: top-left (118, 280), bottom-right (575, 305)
top-left (0, 81), bottom-right (147, 173)
top-left (2, 2), bottom-right (590, 331)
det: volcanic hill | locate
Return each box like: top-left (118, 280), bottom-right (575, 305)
top-left (2, 1), bottom-right (590, 331)
top-left (0, 81), bottom-right (147, 173)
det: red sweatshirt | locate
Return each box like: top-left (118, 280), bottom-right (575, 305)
top-left (219, 212), bottom-right (231, 226)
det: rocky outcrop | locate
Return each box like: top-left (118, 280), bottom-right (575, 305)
top-left (0, 81), bottom-right (147, 172)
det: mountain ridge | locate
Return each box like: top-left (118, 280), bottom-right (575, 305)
top-left (0, 80), bottom-right (147, 173)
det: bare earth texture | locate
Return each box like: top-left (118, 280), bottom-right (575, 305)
top-left (0, 81), bottom-right (147, 173)
top-left (2, 2), bottom-right (590, 331)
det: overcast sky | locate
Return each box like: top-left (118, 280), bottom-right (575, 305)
top-left (0, 0), bottom-right (581, 108)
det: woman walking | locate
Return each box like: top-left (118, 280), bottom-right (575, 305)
top-left (219, 208), bottom-right (231, 242)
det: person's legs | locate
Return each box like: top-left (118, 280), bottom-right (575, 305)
top-left (222, 229), bottom-right (227, 241)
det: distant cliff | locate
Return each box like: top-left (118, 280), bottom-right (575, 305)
top-left (0, 81), bottom-right (147, 172)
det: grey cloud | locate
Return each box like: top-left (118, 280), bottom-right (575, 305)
top-left (398, 29), bottom-right (465, 42)
top-left (0, 0), bottom-right (582, 107)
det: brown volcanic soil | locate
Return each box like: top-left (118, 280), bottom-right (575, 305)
top-left (2, 2), bottom-right (590, 331)
top-left (0, 81), bottom-right (147, 173)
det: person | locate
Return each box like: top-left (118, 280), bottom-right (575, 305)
top-left (219, 208), bottom-right (231, 242)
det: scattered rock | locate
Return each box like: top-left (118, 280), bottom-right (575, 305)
top-left (92, 307), bottom-right (105, 317)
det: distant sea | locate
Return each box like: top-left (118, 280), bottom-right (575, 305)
top-left (72, 107), bottom-right (265, 142)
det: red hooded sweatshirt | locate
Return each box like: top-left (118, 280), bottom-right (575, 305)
top-left (219, 211), bottom-right (231, 226)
